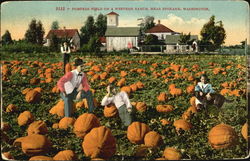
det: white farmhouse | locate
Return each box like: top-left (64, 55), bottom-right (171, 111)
top-left (105, 12), bottom-right (140, 52)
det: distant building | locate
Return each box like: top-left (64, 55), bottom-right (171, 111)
top-left (105, 12), bottom-right (140, 51)
top-left (145, 20), bottom-right (180, 40)
top-left (44, 28), bottom-right (81, 50)
top-left (164, 35), bottom-right (198, 53)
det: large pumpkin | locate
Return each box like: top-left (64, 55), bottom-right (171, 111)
top-left (82, 126), bottom-right (116, 159)
top-left (27, 120), bottom-right (48, 135)
top-left (13, 134), bottom-right (52, 156)
top-left (163, 147), bottom-right (182, 160)
top-left (173, 119), bottom-right (192, 132)
top-left (25, 90), bottom-right (41, 103)
top-left (17, 111), bottom-right (34, 126)
top-left (73, 113), bottom-right (100, 138)
top-left (156, 105), bottom-right (173, 113)
top-left (241, 122), bottom-right (248, 141)
top-left (127, 122), bottom-right (150, 144)
top-left (29, 156), bottom-right (53, 160)
top-left (58, 117), bottom-right (76, 129)
top-left (53, 150), bottom-right (77, 160)
top-left (103, 104), bottom-right (118, 118)
top-left (208, 123), bottom-right (238, 149)
top-left (144, 131), bottom-right (162, 148)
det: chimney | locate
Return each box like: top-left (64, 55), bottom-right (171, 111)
top-left (158, 20), bottom-right (161, 24)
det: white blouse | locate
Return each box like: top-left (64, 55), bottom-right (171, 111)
top-left (101, 91), bottom-right (132, 109)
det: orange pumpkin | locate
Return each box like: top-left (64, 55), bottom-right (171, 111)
top-left (181, 111), bottom-right (192, 120)
top-left (73, 113), bottom-right (100, 138)
top-left (82, 126), bottom-right (116, 159)
top-left (108, 76), bottom-right (116, 84)
top-left (189, 97), bottom-right (196, 107)
top-left (136, 81), bottom-right (144, 89)
top-left (156, 105), bottom-right (173, 113)
top-left (52, 123), bottom-right (59, 129)
top-left (173, 119), bottom-right (192, 132)
top-left (13, 134), bottom-right (52, 156)
top-left (127, 122), bottom-right (150, 144)
top-left (144, 131), bottom-right (162, 148)
top-left (65, 63), bottom-right (72, 73)
top-left (241, 123), bottom-right (248, 141)
top-left (18, 111), bottom-right (34, 126)
top-left (59, 117), bottom-right (76, 129)
top-left (120, 86), bottom-right (131, 95)
top-left (160, 119), bottom-right (171, 126)
top-left (163, 147), bottom-right (181, 160)
top-left (53, 150), bottom-right (77, 160)
top-left (29, 156), bottom-right (53, 160)
top-left (104, 104), bottom-right (118, 118)
top-left (100, 72), bottom-right (108, 80)
top-left (49, 100), bottom-right (65, 117)
top-left (6, 104), bottom-right (18, 112)
top-left (52, 86), bottom-right (60, 93)
top-left (130, 84), bottom-right (138, 92)
top-left (169, 88), bottom-right (182, 97)
top-left (34, 87), bottom-right (43, 93)
top-left (120, 71), bottom-right (128, 77)
top-left (22, 88), bottom-right (33, 95)
top-left (186, 85), bottom-right (195, 94)
top-left (25, 89), bottom-right (41, 103)
top-left (117, 78), bottom-right (126, 87)
top-left (27, 120), bottom-right (48, 135)
top-left (157, 92), bottom-right (168, 102)
top-left (186, 106), bottom-right (197, 114)
top-left (135, 102), bottom-right (147, 112)
top-left (208, 123), bottom-right (238, 149)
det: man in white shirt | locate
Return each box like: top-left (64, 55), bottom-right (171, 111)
top-left (57, 58), bottom-right (95, 116)
top-left (61, 42), bottom-right (71, 74)
top-left (101, 85), bottom-right (133, 128)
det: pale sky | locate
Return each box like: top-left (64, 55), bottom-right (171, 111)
top-left (1, 0), bottom-right (249, 45)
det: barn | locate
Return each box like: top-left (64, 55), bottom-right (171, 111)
top-left (105, 12), bottom-right (140, 52)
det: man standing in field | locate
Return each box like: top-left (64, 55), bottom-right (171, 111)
top-left (61, 42), bottom-right (71, 74)
top-left (57, 58), bottom-right (96, 117)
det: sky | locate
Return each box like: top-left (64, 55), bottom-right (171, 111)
top-left (1, 0), bottom-right (249, 45)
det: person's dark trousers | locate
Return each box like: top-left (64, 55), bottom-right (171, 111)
top-left (60, 89), bottom-right (95, 117)
top-left (63, 53), bottom-right (70, 74)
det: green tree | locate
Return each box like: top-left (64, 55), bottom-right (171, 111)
top-left (80, 16), bottom-right (95, 44)
top-left (95, 14), bottom-right (107, 37)
top-left (138, 16), bottom-right (155, 33)
top-left (24, 19), bottom-right (45, 45)
top-left (1, 30), bottom-right (13, 45)
top-left (87, 35), bottom-right (101, 53)
top-left (51, 21), bottom-right (60, 30)
top-left (144, 34), bottom-right (159, 45)
top-left (50, 33), bottom-right (60, 51)
top-left (179, 32), bottom-right (191, 44)
top-left (25, 19), bottom-right (37, 44)
top-left (36, 21), bottom-right (45, 45)
top-left (200, 15), bottom-right (226, 51)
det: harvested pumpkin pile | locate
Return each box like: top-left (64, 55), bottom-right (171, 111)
top-left (1, 54), bottom-right (248, 160)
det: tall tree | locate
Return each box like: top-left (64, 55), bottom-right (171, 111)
top-left (36, 20), bottom-right (45, 45)
top-left (95, 14), bottom-right (107, 37)
top-left (24, 19), bottom-right (45, 45)
top-left (138, 16), bottom-right (155, 33)
top-left (25, 19), bottom-right (37, 44)
top-left (200, 15), bottom-right (226, 51)
top-left (51, 21), bottom-right (60, 30)
top-left (1, 30), bottom-right (13, 45)
top-left (80, 16), bottom-right (95, 44)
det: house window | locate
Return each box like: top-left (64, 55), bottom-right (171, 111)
top-left (186, 46), bottom-right (189, 50)
top-left (161, 34), bottom-right (164, 40)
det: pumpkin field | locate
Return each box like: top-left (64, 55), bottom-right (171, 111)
top-left (1, 52), bottom-right (248, 160)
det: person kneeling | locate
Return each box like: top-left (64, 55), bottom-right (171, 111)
top-left (57, 58), bottom-right (96, 117)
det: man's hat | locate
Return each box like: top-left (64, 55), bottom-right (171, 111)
top-left (74, 58), bottom-right (84, 66)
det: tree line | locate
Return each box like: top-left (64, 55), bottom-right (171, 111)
top-left (1, 14), bottom-right (244, 52)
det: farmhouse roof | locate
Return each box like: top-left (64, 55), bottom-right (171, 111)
top-left (46, 29), bottom-right (79, 39)
top-left (105, 27), bottom-right (140, 36)
top-left (145, 21), bottom-right (175, 33)
top-left (107, 11), bottom-right (119, 16)
top-left (165, 35), bottom-right (198, 44)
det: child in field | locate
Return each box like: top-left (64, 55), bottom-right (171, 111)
top-left (57, 58), bottom-right (95, 117)
top-left (101, 84), bottom-right (133, 128)
top-left (195, 74), bottom-right (215, 110)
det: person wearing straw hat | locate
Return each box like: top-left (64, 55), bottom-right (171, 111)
top-left (57, 58), bottom-right (95, 116)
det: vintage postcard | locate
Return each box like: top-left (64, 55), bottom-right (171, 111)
top-left (1, 0), bottom-right (249, 160)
